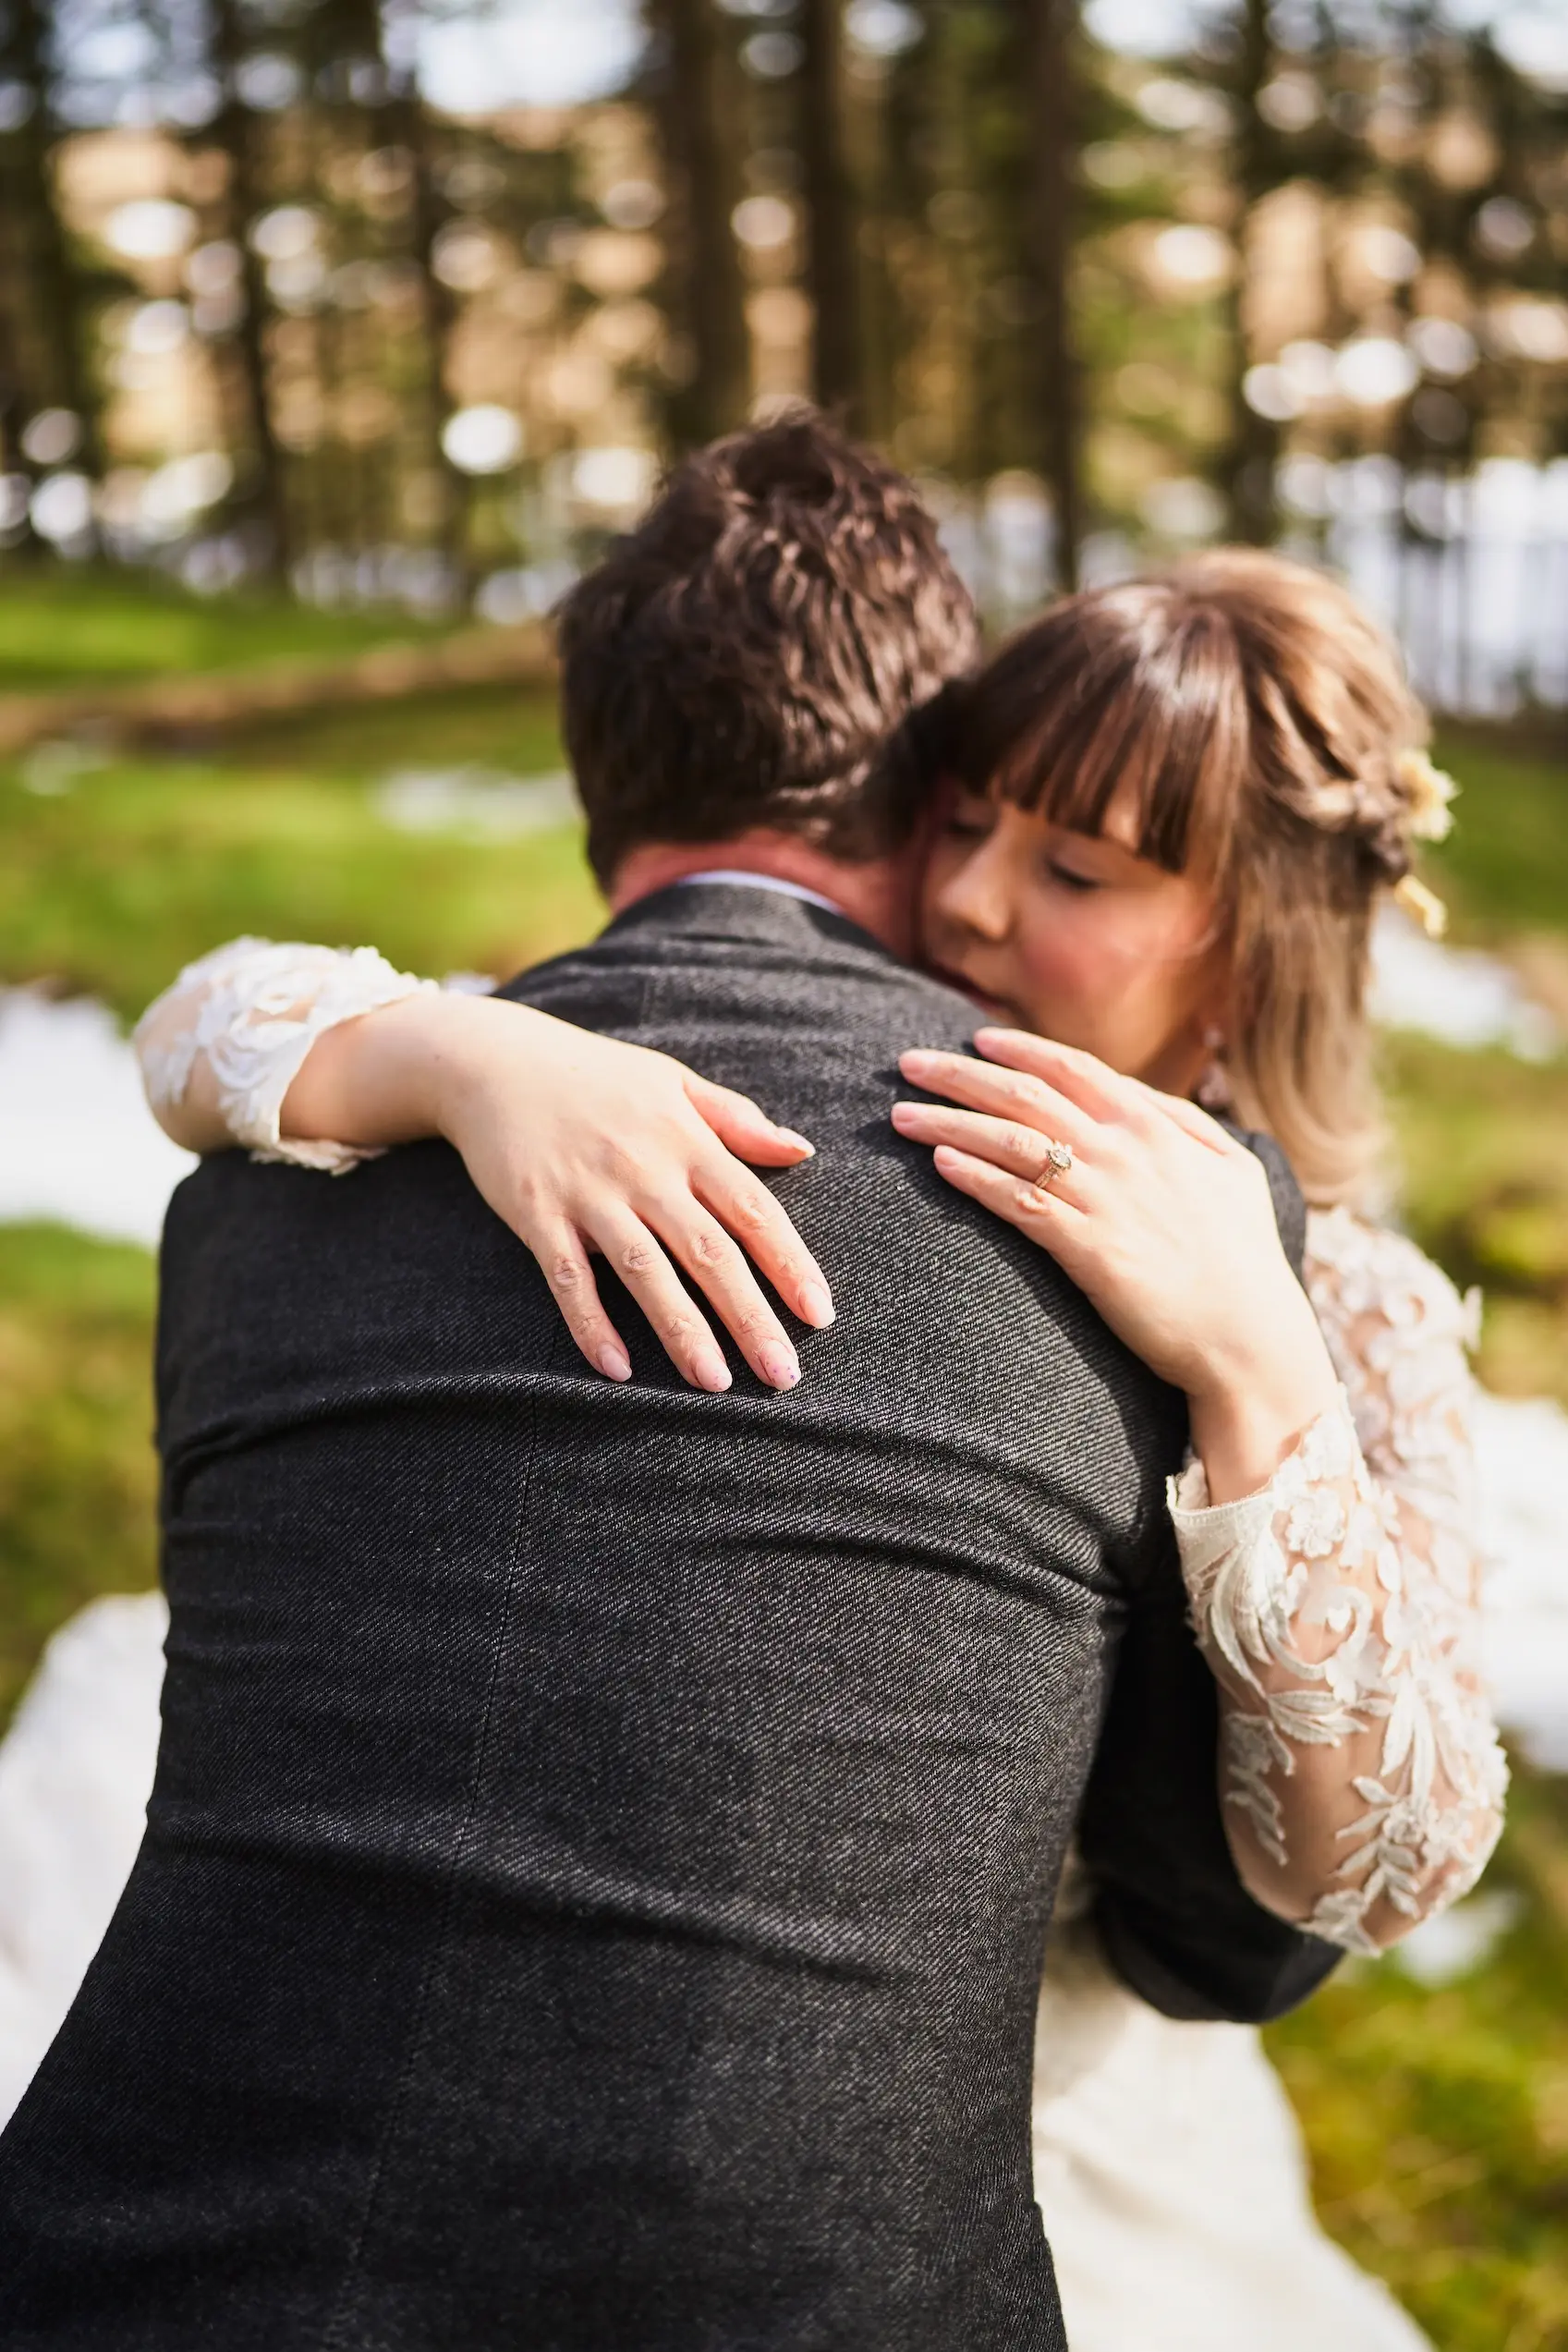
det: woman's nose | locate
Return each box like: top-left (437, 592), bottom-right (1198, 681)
top-left (940, 827), bottom-right (1015, 943)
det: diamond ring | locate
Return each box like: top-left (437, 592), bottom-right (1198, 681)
top-left (1031, 1139), bottom-right (1076, 1196)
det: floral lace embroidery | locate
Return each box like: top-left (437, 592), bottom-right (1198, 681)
top-left (133, 939), bottom-right (436, 1174)
top-left (1171, 1207), bottom-right (1507, 1955)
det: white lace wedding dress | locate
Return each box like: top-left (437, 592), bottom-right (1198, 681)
top-left (0, 943), bottom-right (1510, 2352)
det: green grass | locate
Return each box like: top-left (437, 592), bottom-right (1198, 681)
top-left (1267, 1764), bottom-right (1568, 2352)
top-left (1429, 728), bottom-right (1568, 942)
top-left (0, 687), bottom-right (601, 1022)
top-left (0, 561), bottom-right (452, 693)
top-left (199, 679), bottom-right (567, 778)
top-left (1385, 1034), bottom-right (1568, 1405)
top-left (0, 1225), bottom-right (158, 1726)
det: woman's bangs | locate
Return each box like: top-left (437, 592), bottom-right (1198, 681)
top-left (990, 666), bottom-right (1229, 877)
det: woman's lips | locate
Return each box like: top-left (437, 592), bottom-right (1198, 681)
top-left (924, 959), bottom-right (1017, 1021)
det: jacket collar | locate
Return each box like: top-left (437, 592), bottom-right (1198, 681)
top-left (602, 879), bottom-right (905, 969)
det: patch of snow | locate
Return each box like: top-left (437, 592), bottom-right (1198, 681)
top-left (373, 765), bottom-right (578, 842)
top-left (1392, 1889), bottom-right (1525, 1987)
top-left (0, 991), bottom-right (194, 1248)
top-left (1369, 907), bottom-right (1560, 1060)
top-left (0, 1591), bottom-right (169, 2128)
top-left (1476, 1389), bottom-right (1568, 1770)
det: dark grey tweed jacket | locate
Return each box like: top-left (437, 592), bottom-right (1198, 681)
top-left (0, 884), bottom-right (1335, 2351)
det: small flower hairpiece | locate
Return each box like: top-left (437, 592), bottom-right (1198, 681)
top-left (1394, 872), bottom-right (1449, 939)
top-left (1396, 748), bottom-right (1459, 844)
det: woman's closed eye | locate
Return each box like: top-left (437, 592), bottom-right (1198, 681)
top-left (1046, 859), bottom-right (1104, 894)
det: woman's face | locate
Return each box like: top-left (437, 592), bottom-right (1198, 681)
top-left (918, 783), bottom-right (1227, 1095)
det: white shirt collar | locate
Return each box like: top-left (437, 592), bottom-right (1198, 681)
top-left (677, 869), bottom-right (845, 919)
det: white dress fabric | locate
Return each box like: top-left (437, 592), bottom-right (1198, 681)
top-left (0, 943), bottom-right (1510, 2349)
top-left (133, 937), bottom-right (437, 1174)
top-left (1031, 1890), bottom-right (1428, 2350)
top-left (0, 1592), bottom-right (168, 2129)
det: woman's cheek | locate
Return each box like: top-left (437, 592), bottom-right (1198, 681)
top-left (1010, 903), bottom-right (1173, 1059)
top-left (1015, 901), bottom-right (1130, 1011)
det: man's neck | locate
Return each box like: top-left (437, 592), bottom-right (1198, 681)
top-left (609, 834), bottom-right (917, 958)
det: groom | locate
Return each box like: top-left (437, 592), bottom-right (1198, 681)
top-left (0, 418), bottom-right (1336, 2348)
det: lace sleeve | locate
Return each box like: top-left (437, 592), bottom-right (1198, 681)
top-left (133, 938), bottom-right (441, 1173)
top-left (1169, 1206), bottom-right (1508, 1956)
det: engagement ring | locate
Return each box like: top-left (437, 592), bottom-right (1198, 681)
top-left (1032, 1140), bottom-right (1075, 1194)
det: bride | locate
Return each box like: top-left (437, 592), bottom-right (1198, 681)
top-left (2, 551), bottom-right (1504, 2347)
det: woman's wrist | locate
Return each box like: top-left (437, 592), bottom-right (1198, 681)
top-left (280, 989), bottom-right (500, 1150)
top-left (1185, 1296), bottom-right (1342, 1506)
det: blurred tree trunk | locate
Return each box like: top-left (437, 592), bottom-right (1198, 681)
top-left (209, 0), bottom-right (292, 579)
top-left (799, 0), bottom-right (863, 424)
top-left (929, 4), bottom-right (992, 487)
top-left (649, 0), bottom-right (751, 447)
top-left (1, 0), bottom-right (104, 499)
top-left (1219, 0), bottom-right (1278, 543)
top-left (0, 301), bottom-right (43, 552)
top-left (383, 56), bottom-right (468, 581)
top-left (308, 0), bottom-right (462, 570)
top-left (1021, 0), bottom-right (1082, 589)
top-left (402, 102), bottom-right (467, 578)
top-left (1391, 9), bottom-right (1440, 680)
top-left (869, 5), bottom-right (939, 452)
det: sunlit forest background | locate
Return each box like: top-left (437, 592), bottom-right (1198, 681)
top-left (2, 1), bottom-right (1567, 2343)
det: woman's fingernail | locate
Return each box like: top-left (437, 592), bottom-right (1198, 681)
top-left (693, 1347), bottom-right (733, 1394)
top-left (900, 1049), bottom-right (935, 1072)
top-left (599, 1345), bottom-right (632, 1383)
top-left (799, 1279), bottom-right (832, 1335)
top-left (891, 1102), bottom-right (920, 1130)
top-left (799, 1279), bottom-right (836, 1328)
top-left (777, 1128), bottom-right (815, 1157)
top-left (760, 1342), bottom-right (801, 1391)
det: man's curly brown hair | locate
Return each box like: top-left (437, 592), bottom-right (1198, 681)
top-left (555, 411), bottom-right (979, 887)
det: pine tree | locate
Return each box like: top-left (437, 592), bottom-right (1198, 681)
top-left (1216, 0), bottom-right (1281, 543)
top-left (0, 0), bottom-right (106, 533)
top-left (1020, 0), bottom-right (1082, 585)
top-left (206, 0), bottom-right (293, 576)
top-left (647, 0), bottom-right (751, 447)
top-left (800, 0), bottom-right (863, 423)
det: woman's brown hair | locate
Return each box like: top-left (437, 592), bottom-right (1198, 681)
top-left (951, 550), bottom-right (1435, 1205)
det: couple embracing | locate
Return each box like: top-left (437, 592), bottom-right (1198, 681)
top-left (0, 415), bottom-right (1504, 2348)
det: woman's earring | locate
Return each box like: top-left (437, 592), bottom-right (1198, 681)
top-left (1196, 1026), bottom-right (1232, 1113)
